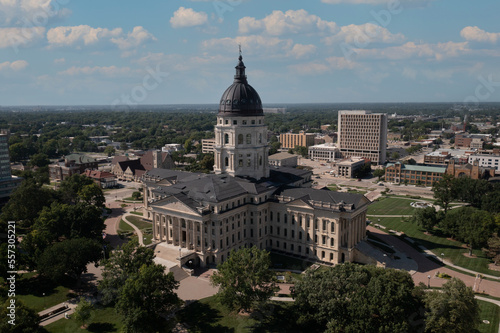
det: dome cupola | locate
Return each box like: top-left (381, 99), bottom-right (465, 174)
top-left (218, 52), bottom-right (263, 116)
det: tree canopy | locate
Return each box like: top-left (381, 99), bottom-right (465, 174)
top-left (423, 278), bottom-right (479, 333)
top-left (210, 246), bottom-right (277, 312)
top-left (292, 263), bottom-right (420, 333)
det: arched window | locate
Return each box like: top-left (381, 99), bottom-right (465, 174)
top-left (259, 155), bottom-right (263, 166)
top-left (225, 157), bottom-right (229, 167)
top-left (238, 134), bottom-right (243, 144)
top-left (224, 134), bottom-right (229, 144)
top-left (246, 134), bottom-right (251, 144)
top-left (259, 133), bottom-right (262, 144)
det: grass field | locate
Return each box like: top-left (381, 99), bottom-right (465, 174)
top-left (16, 273), bottom-right (75, 312)
top-left (177, 296), bottom-right (296, 333)
top-left (126, 215), bottom-right (152, 230)
top-left (367, 197), bottom-right (422, 216)
top-left (45, 305), bottom-right (124, 333)
top-left (477, 300), bottom-right (500, 333)
top-left (372, 216), bottom-right (500, 277)
top-left (118, 219), bottom-right (134, 232)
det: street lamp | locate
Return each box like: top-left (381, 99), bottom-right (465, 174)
top-left (178, 247), bottom-right (182, 266)
top-left (427, 275), bottom-right (431, 288)
top-left (441, 253), bottom-right (444, 264)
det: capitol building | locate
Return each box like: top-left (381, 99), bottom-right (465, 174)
top-left (142, 54), bottom-right (370, 268)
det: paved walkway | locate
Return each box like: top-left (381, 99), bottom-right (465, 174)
top-left (367, 226), bottom-right (500, 298)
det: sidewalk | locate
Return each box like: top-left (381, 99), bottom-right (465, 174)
top-left (367, 226), bottom-right (500, 298)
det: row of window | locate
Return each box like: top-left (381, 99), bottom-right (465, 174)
top-left (219, 118), bottom-right (262, 125)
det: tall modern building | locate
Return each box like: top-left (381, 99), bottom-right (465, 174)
top-left (0, 132), bottom-right (22, 200)
top-left (143, 55), bottom-right (370, 269)
top-left (338, 110), bottom-right (387, 165)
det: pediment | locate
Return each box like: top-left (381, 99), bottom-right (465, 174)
top-left (286, 197), bottom-right (314, 210)
top-left (151, 196), bottom-right (201, 217)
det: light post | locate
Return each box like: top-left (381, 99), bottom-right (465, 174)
top-left (441, 253), bottom-right (444, 264)
top-left (43, 293), bottom-right (45, 309)
top-left (178, 247), bottom-right (182, 267)
top-left (427, 275), bottom-right (431, 288)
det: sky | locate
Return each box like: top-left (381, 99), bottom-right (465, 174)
top-left (1, 0), bottom-right (500, 106)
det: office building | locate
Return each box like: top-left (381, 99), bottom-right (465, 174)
top-left (338, 110), bottom-right (387, 165)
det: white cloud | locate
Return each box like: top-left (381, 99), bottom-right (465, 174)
top-left (354, 41), bottom-right (469, 60)
top-left (111, 26), bottom-right (157, 50)
top-left (289, 56), bottom-right (357, 75)
top-left (58, 65), bottom-right (133, 77)
top-left (0, 0), bottom-right (71, 26)
top-left (461, 26), bottom-right (500, 44)
top-left (170, 7), bottom-right (208, 28)
top-left (0, 60), bottom-right (28, 71)
top-left (46, 25), bottom-right (156, 51)
top-left (47, 25), bottom-right (122, 48)
top-left (287, 44), bottom-right (317, 59)
top-left (239, 9), bottom-right (337, 36)
top-left (0, 26), bottom-right (45, 49)
top-left (323, 23), bottom-right (405, 45)
top-left (53, 57), bottom-right (65, 64)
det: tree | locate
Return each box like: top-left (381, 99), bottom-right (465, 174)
top-left (37, 238), bottom-right (102, 282)
top-left (184, 139), bottom-right (193, 153)
top-left (391, 151), bottom-right (400, 160)
top-left (28, 153), bottom-right (50, 168)
top-left (460, 208), bottom-right (496, 256)
top-left (373, 168), bottom-right (385, 181)
top-left (116, 264), bottom-right (180, 333)
top-left (410, 206), bottom-right (438, 233)
top-left (120, 142), bottom-right (128, 151)
top-left (0, 300), bottom-right (48, 333)
top-left (78, 183), bottom-right (105, 208)
top-left (210, 246), bottom-right (277, 312)
top-left (292, 263), bottom-right (420, 332)
top-left (99, 239), bottom-right (156, 305)
top-left (58, 173), bottom-right (94, 204)
top-left (131, 191), bottom-right (142, 200)
top-left (452, 177), bottom-right (491, 208)
top-left (73, 297), bottom-right (94, 329)
top-left (424, 278), bottom-right (479, 333)
top-left (294, 146), bottom-right (308, 158)
top-left (104, 146), bottom-right (116, 157)
top-left (9, 142), bottom-right (27, 162)
top-left (486, 233), bottom-right (500, 265)
top-left (1, 179), bottom-right (56, 229)
top-left (432, 174), bottom-right (455, 213)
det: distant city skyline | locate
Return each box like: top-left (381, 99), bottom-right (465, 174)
top-left (1, 0), bottom-right (499, 106)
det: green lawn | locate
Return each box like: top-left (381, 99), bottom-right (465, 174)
top-left (16, 273), bottom-right (76, 312)
top-left (477, 300), bottom-right (500, 333)
top-left (371, 216), bottom-right (500, 277)
top-left (118, 219), bottom-right (134, 232)
top-left (45, 305), bottom-right (125, 333)
top-left (327, 184), bottom-right (339, 191)
top-left (368, 197), bottom-right (425, 216)
top-left (177, 296), bottom-right (297, 333)
top-left (130, 211), bottom-right (143, 216)
top-left (126, 215), bottom-right (152, 230)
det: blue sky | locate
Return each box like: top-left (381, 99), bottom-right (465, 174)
top-left (1, 0), bottom-right (499, 106)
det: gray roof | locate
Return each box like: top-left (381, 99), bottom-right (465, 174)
top-left (387, 163), bottom-right (446, 173)
top-left (276, 187), bottom-right (369, 209)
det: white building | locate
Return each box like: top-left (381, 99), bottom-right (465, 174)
top-left (468, 154), bottom-right (500, 173)
top-left (308, 143), bottom-right (340, 162)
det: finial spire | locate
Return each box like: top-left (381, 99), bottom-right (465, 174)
top-left (234, 45), bottom-right (247, 83)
